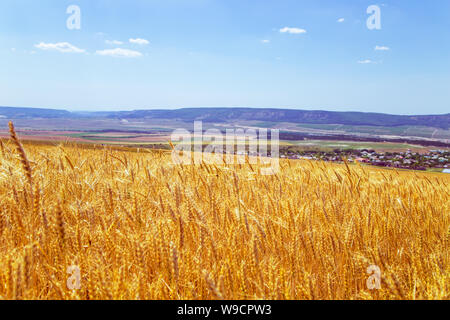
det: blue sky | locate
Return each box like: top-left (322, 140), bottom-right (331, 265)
top-left (0, 0), bottom-right (449, 114)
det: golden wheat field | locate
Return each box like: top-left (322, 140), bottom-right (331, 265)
top-left (0, 123), bottom-right (448, 300)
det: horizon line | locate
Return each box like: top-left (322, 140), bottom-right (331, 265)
top-left (0, 105), bottom-right (449, 117)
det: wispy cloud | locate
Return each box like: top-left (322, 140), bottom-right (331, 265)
top-left (337, 18), bottom-right (345, 23)
top-left (35, 42), bottom-right (85, 53)
top-left (95, 48), bottom-right (142, 58)
top-left (357, 59), bottom-right (375, 64)
top-left (129, 38), bottom-right (149, 45)
top-left (375, 45), bottom-right (390, 51)
top-left (261, 39), bottom-right (270, 44)
top-left (279, 27), bottom-right (307, 34)
top-left (106, 40), bottom-right (124, 45)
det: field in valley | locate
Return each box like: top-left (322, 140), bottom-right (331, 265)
top-left (1, 129), bottom-right (446, 155)
top-left (0, 124), bottom-right (448, 300)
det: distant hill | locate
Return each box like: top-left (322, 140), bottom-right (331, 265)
top-left (99, 108), bottom-right (450, 129)
top-left (0, 106), bottom-right (72, 119)
top-left (1, 106), bottom-right (449, 129)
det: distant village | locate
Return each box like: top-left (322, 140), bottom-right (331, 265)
top-left (280, 149), bottom-right (450, 171)
top-left (151, 143), bottom-right (449, 172)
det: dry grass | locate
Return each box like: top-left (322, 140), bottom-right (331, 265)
top-left (0, 124), bottom-right (448, 300)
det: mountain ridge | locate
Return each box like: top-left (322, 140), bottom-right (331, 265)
top-left (1, 106), bottom-right (449, 129)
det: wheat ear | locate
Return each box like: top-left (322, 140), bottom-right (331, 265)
top-left (8, 121), bottom-right (33, 186)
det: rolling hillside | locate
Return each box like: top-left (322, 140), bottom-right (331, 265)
top-left (95, 108), bottom-right (450, 129)
top-left (1, 106), bottom-right (449, 129)
top-left (0, 106), bottom-right (72, 119)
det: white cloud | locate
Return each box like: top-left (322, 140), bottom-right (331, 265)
top-left (358, 59), bottom-right (375, 64)
top-left (95, 48), bottom-right (143, 58)
top-left (279, 27), bottom-right (307, 34)
top-left (35, 42), bottom-right (85, 53)
top-left (375, 45), bottom-right (390, 51)
top-left (337, 18), bottom-right (345, 23)
top-left (261, 39), bottom-right (270, 44)
top-left (106, 40), bottom-right (124, 45)
top-left (129, 38), bottom-right (149, 45)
